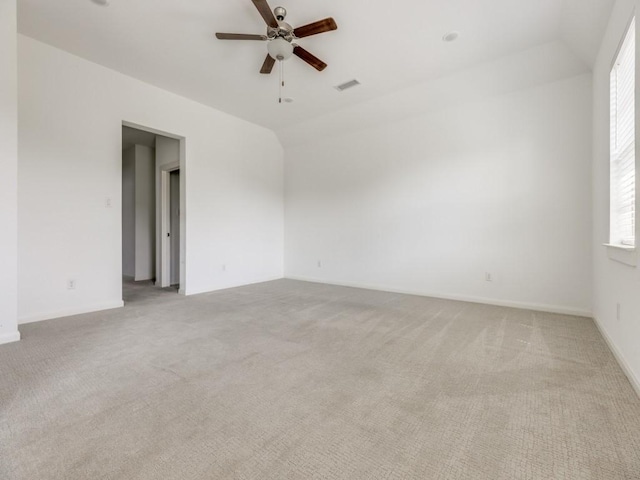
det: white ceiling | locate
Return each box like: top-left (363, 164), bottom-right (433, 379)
top-left (18, 0), bottom-right (614, 131)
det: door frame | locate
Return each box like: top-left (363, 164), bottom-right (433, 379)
top-left (159, 162), bottom-right (179, 288)
top-left (121, 120), bottom-right (186, 295)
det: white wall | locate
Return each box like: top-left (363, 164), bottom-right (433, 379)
top-left (156, 135), bottom-right (179, 169)
top-left (121, 146), bottom-right (135, 278)
top-left (134, 145), bottom-right (155, 281)
top-left (0, 0), bottom-right (20, 344)
top-left (277, 41), bottom-right (589, 148)
top-left (285, 74), bottom-right (593, 316)
top-left (18, 35), bottom-right (284, 323)
top-left (122, 144), bottom-right (158, 282)
top-left (592, 0), bottom-right (640, 395)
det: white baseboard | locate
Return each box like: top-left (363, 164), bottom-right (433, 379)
top-left (284, 275), bottom-right (592, 318)
top-left (19, 300), bottom-right (125, 325)
top-left (0, 331), bottom-right (21, 346)
top-left (185, 276), bottom-right (284, 296)
top-left (593, 317), bottom-right (640, 399)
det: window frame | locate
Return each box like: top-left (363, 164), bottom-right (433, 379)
top-left (609, 16), bottom-right (637, 251)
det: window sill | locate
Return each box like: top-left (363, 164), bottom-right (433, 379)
top-left (603, 243), bottom-right (636, 251)
top-left (603, 243), bottom-right (637, 267)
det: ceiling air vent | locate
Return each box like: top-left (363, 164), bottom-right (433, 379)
top-left (335, 79), bottom-right (361, 92)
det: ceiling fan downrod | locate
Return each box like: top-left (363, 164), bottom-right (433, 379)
top-left (274, 6), bottom-right (286, 21)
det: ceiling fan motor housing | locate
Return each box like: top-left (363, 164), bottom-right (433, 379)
top-left (268, 22), bottom-right (294, 42)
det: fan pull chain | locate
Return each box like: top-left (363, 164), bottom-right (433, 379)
top-left (278, 60), bottom-right (285, 104)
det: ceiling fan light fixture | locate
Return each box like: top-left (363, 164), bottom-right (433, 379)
top-left (267, 37), bottom-right (294, 61)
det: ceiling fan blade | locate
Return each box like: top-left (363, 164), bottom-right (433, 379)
top-left (293, 46), bottom-right (327, 72)
top-left (293, 17), bottom-right (337, 38)
top-left (251, 0), bottom-right (278, 28)
top-left (260, 54), bottom-right (276, 74)
top-left (215, 33), bottom-right (267, 41)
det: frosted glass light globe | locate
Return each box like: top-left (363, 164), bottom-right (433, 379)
top-left (267, 38), bottom-right (293, 61)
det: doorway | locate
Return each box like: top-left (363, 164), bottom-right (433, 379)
top-left (121, 123), bottom-right (185, 302)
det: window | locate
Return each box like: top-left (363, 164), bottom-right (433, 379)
top-left (610, 18), bottom-right (636, 248)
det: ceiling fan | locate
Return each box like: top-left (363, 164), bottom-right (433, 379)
top-left (215, 0), bottom-right (337, 74)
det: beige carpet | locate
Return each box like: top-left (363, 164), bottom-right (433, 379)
top-left (1, 279), bottom-right (639, 479)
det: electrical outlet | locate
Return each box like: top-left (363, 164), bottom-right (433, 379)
top-left (67, 279), bottom-right (76, 290)
top-left (105, 197), bottom-right (112, 208)
top-left (485, 272), bottom-right (493, 282)
top-left (616, 303), bottom-right (621, 321)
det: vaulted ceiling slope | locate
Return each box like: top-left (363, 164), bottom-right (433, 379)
top-left (18, 0), bottom-right (614, 132)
